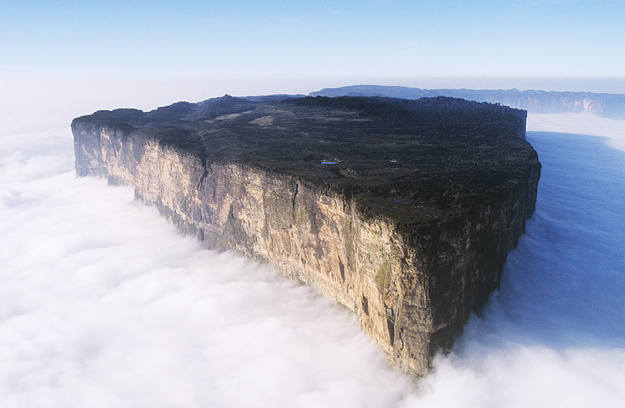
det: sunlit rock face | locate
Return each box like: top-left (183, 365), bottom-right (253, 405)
top-left (72, 95), bottom-right (540, 375)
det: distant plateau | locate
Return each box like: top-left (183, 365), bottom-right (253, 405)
top-left (311, 85), bottom-right (625, 119)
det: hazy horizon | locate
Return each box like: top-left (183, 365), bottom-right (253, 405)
top-left (3, 1), bottom-right (624, 120)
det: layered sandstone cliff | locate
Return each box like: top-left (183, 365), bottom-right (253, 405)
top-left (72, 95), bottom-right (540, 375)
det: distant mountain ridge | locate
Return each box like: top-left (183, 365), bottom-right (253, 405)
top-left (310, 85), bottom-right (625, 119)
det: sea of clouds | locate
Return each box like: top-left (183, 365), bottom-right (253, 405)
top-left (1, 111), bottom-right (624, 407)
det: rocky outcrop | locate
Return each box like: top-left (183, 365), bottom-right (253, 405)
top-left (72, 95), bottom-right (540, 375)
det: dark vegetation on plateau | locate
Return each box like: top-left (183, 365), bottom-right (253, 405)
top-left (75, 95), bottom-right (539, 227)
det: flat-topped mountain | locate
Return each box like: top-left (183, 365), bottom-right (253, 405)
top-left (72, 95), bottom-right (540, 375)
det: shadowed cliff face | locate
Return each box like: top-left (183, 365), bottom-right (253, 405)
top-left (71, 95), bottom-right (540, 375)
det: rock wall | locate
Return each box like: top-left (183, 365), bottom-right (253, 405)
top-left (72, 101), bottom-right (539, 376)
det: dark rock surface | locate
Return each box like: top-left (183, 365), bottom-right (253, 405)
top-left (72, 95), bottom-right (541, 375)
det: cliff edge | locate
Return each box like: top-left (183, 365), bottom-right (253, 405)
top-left (72, 95), bottom-right (541, 375)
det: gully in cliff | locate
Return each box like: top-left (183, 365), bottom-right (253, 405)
top-left (72, 95), bottom-right (541, 376)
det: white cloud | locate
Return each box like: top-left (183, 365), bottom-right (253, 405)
top-left (2, 111), bottom-right (625, 407)
top-left (528, 112), bottom-right (625, 152)
top-left (0, 119), bottom-right (412, 407)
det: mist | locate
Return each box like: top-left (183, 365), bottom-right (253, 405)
top-left (2, 110), bottom-right (625, 407)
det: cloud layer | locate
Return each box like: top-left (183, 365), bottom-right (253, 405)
top-left (0, 122), bottom-right (411, 407)
top-left (2, 112), bottom-right (625, 407)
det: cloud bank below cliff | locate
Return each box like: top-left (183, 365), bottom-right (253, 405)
top-left (0, 120), bottom-right (411, 407)
top-left (1, 112), bottom-right (625, 407)
top-left (528, 112), bottom-right (625, 153)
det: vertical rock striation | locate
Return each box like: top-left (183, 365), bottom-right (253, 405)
top-left (72, 96), bottom-right (540, 375)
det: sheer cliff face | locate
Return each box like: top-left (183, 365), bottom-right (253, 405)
top-left (72, 96), bottom-right (540, 375)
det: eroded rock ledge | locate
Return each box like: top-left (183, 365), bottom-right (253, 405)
top-left (72, 95), bottom-right (540, 375)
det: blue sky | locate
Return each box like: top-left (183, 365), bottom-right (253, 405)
top-left (1, 0), bottom-right (625, 113)
top-left (3, 0), bottom-right (624, 77)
